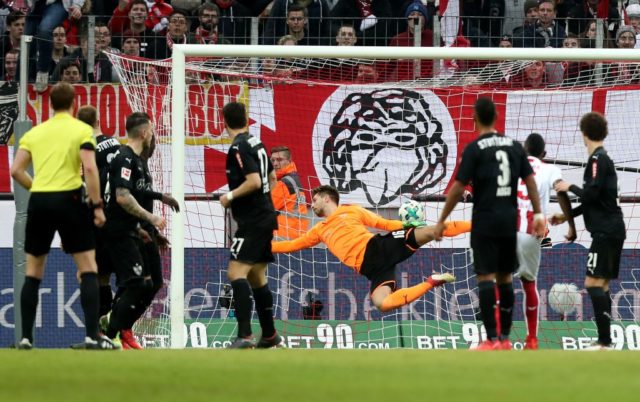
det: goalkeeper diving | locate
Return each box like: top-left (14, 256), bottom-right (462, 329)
top-left (272, 185), bottom-right (471, 312)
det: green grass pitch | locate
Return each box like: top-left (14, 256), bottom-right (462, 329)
top-left (1, 349), bottom-right (638, 402)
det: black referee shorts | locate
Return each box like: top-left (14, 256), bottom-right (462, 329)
top-left (470, 232), bottom-right (518, 275)
top-left (25, 189), bottom-right (95, 256)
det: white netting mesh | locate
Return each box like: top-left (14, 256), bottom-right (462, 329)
top-left (106, 50), bottom-right (640, 350)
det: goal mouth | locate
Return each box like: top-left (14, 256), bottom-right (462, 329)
top-left (106, 46), bottom-right (640, 349)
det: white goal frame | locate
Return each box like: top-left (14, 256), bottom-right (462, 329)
top-left (169, 44), bottom-right (640, 348)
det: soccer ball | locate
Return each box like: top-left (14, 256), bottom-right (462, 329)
top-left (548, 283), bottom-right (581, 316)
top-left (398, 200), bottom-right (425, 223)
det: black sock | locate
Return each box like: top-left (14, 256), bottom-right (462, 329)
top-left (605, 290), bottom-right (612, 317)
top-left (252, 284), bottom-right (276, 339)
top-left (99, 285), bottom-right (113, 317)
top-left (498, 282), bottom-right (515, 339)
top-left (20, 276), bottom-right (41, 343)
top-left (478, 281), bottom-right (498, 340)
top-left (80, 272), bottom-right (100, 340)
top-left (106, 285), bottom-right (146, 338)
top-left (230, 279), bottom-right (253, 338)
top-left (587, 287), bottom-right (611, 345)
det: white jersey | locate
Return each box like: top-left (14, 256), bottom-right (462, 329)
top-left (517, 156), bottom-right (562, 234)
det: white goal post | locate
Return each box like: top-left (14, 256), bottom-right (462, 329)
top-left (168, 44), bottom-right (640, 349)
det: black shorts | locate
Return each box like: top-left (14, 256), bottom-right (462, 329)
top-left (106, 231), bottom-right (146, 287)
top-left (230, 224), bottom-right (274, 264)
top-left (25, 189), bottom-right (95, 256)
top-left (95, 228), bottom-right (114, 277)
top-left (359, 229), bottom-right (417, 294)
top-left (470, 232), bottom-right (518, 275)
top-left (587, 234), bottom-right (624, 279)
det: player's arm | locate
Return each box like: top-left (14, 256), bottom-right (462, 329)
top-left (220, 172), bottom-right (261, 208)
top-left (358, 206), bottom-right (403, 231)
top-left (435, 180), bottom-right (466, 240)
top-left (10, 149), bottom-right (33, 190)
top-left (523, 173), bottom-right (545, 238)
top-left (554, 179), bottom-right (577, 242)
top-left (116, 187), bottom-right (166, 230)
top-left (142, 189), bottom-right (180, 212)
top-left (272, 226), bottom-right (321, 253)
top-left (80, 147), bottom-right (107, 227)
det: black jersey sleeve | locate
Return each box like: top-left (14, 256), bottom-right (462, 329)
top-left (455, 142), bottom-right (477, 185)
top-left (109, 153), bottom-right (136, 192)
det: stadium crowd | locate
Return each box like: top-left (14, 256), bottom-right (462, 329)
top-left (0, 0), bottom-right (639, 89)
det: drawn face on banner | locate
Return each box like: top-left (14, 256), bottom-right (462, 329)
top-left (313, 88), bottom-right (456, 206)
top-left (0, 82), bottom-right (18, 145)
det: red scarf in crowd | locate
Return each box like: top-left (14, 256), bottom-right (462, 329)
top-left (166, 34), bottom-right (187, 50)
top-left (195, 26), bottom-right (219, 44)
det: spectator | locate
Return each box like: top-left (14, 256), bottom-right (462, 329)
top-left (503, 0), bottom-right (525, 37)
top-left (3, 48), bottom-right (18, 81)
top-left (277, 34), bottom-right (298, 46)
top-left (615, 25), bottom-right (637, 49)
top-left (213, 0), bottom-right (252, 44)
top-left (58, 59), bottom-right (82, 83)
top-left (110, 0), bottom-right (173, 35)
top-left (562, 32), bottom-right (580, 48)
top-left (581, 18), bottom-right (597, 48)
top-left (460, 0), bottom-right (502, 47)
top-left (512, 60), bottom-right (548, 88)
top-left (498, 34), bottom-right (513, 47)
top-left (265, 0), bottom-right (330, 45)
top-left (627, 3), bottom-right (640, 49)
top-left (512, 0), bottom-right (538, 37)
top-left (50, 25), bottom-right (72, 77)
top-left (1, 11), bottom-right (25, 59)
top-left (165, 10), bottom-right (196, 55)
top-left (561, 33), bottom-right (596, 86)
top-left (269, 145), bottom-right (309, 240)
top-left (95, 22), bottom-right (119, 54)
top-left (513, 0), bottom-right (566, 48)
top-left (109, 0), bottom-right (167, 59)
top-left (194, 3), bottom-right (229, 45)
top-left (568, 0), bottom-right (620, 39)
top-left (119, 30), bottom-right (161, 85)
top-left (388, 1), bottom-right (433, 80)
top-left (26, 0), bottom-right (83, 92)
top-left (329, 0), bottom-right (394, 47)
top-left (283, 5), bottom-right (313, 45)
top-left (335, 23), bottom-right (357, 46)
top-left (52, 31), bottom-right (116, 83)
top-left (121, 29), bottom-right (141, 56)
top-left (62, 0), bottom-right (92, 47)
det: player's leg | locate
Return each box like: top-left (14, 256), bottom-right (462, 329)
top-left (494, 234), bottom-right (518, 349)
top-left (247, 263), bottom-right (284, 348)
top-left (227, 260), bottom-right (255, 347)
top-left (19, 193), bottom-right (57, 348)
top-left (413, 221), bottom-right (472, 247)
top-left (584, 236), bottom-right (623, 349)
top-left (516, 232), bottom-right (542, 349)
top-left (470, 232), bottom-right (501, 350)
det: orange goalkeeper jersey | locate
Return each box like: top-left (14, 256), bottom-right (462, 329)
top-left (271, 205), bottom-right (403, 272)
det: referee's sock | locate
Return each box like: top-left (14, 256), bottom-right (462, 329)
top-left (379, 281), bottom-right (435, 312)
top-left (497, 282), bottom-right (515, 339)
top-left (230, 279), bottom-right (253, 338)
top-left (252, 284), bottom-right (276, 339)
top-left (20, 276), bottom-right (42, 343)
top-left (80, 272), bottom-right (100, 340)
top-left (587, 287), bottom-right (612, 345)
top-left (442, 221), bottom-right (472, 237)
top-left (478, 281), bottom-right (498, 340)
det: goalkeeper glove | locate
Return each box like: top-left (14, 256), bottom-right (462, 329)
top-left (403, 221), bottom-right (427, 229)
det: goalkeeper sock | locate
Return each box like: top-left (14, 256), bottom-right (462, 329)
top-left (587, 287), bottom-right (611, 346)
top-left (99, 285), bottom-right (113, 317)
top-left (379, 281), bottom-right (434, 312)
top-left (79, 272), bottom-right (100, 340)
top-left (20, 276), bottom-right (42, 343)
top-left (252, 284), bottom-right (276, 339)
top-left (521, 279), bottom-right (539, 338)
top-left (478, 281), bottom-right (498, 340)
top-left (231, 279), bottom-right (253, 338)
top-left (498, 282), bottom-right (515, 339)
top-left (443, 221), bottom-right (471, 237)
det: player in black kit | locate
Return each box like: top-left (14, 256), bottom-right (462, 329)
top-left (101, 112), bottom-right (166, 345)
top-left (219, 102), bottom-right (283, 349)
top-left (554, 112), bottom-right (625, 350)
top-left (434, 98), bottom-right (545, 350)
top-left (76, 106), bottom-right (120, 320)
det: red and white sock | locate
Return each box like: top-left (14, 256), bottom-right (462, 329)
top-left (521, 279), bottom-right (539, 338)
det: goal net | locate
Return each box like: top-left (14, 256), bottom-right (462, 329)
top-left (107, 46), bottom-right (640, 350)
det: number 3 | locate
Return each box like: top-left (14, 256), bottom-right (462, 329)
top-left (496, 150), bottom-right (510, 187)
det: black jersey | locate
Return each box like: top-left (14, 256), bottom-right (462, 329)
top-left (456, 132), bottom-right (533, 235)
top-left (226, 132), bottom-right (277, 228)
top-left (573, 147), bottom-right (625, 238)
top-left (95, 134), bottom-right (121, 199)
top-left (104, 145), bottom-right (151, 234)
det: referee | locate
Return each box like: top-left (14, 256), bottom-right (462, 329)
top-left (11, 82), bottom-right (119, 350)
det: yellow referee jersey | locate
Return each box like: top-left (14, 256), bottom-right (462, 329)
top-left (19, 112), bottom-right (96, 192)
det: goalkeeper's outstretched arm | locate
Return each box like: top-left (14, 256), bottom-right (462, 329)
top-left (272, 227), bottom-right (321, 253)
